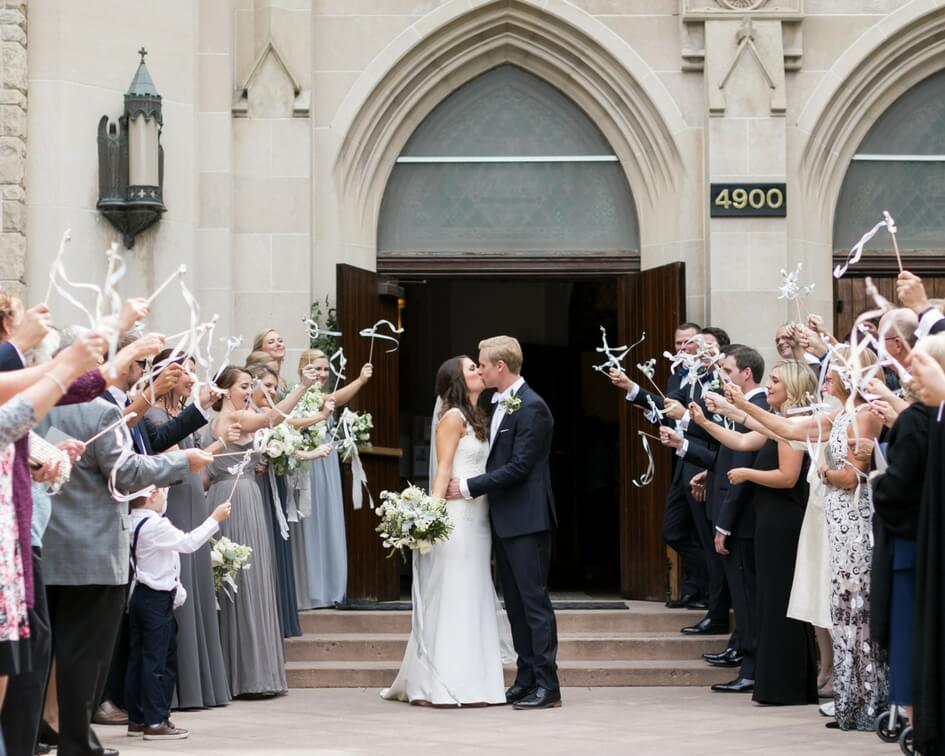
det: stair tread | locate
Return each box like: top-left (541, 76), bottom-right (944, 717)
top-left (287, 632), bottom-right (717, 642)
top-left (286, 659), bottom-right (724, 670)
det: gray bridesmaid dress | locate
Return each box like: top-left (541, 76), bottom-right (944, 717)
top-left (145, 406), bottom-right (230, 709)
top-left (299, 441), bottom-right (348, 608)
top-left (205, 435), bottom-right (287, 696)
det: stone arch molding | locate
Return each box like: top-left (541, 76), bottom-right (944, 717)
top-left (798, 1), bottom-right (945, 234)
top-left (331, 0), bottom-right (687, 249)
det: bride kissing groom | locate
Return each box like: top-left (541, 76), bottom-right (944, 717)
top-left (381, 336), bottom-right (561, 709)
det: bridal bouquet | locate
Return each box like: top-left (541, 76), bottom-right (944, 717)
top-left (210, 536), bottom-right (253, 602)
top-left (337, 408), bottom-right (373, 463)
top-left (376, 484), bottom-right (453, 558)
top-left (264, 422), bottom-right (307, 475)
top-left (293, 386), bottom-right (329, 444)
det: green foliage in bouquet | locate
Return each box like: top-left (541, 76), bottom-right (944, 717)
top-left (375, 484), bottom-right (453, 559)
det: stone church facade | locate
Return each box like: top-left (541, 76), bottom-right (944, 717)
top-left (3, 0), bottom-right (944, 369)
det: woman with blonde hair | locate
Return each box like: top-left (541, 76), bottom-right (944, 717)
top-left (290, 347), bottom-right (372, 608)
top-left (689, 360), bottom-right (820, 705)
top-left (252, 329), bottom-right (288, 395)
top-left (720, 347), bottom-right (887, 729)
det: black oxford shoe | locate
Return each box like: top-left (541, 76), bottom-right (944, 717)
top-left (681, 616), bottom-right (730, 635)
top-left (702, 646), bottom-right (735, 662)
top-left (706, 648), bottom-right (743, 668)
top-left (666, 592), bottom-right (703, 609)
top-left (505, 683), bottom-right (536, 704)
top-left (711, 677), bottom-right (754, 693)
top-left (513, 687), bottom-right (562, 710)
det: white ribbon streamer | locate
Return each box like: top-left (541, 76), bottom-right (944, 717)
top-left (592, 326), bottom-right (644, 375)
top-left (84, 411), bottom-right (137, 446)
top-left (146, 265), bottom-right (186, 305)
top-left (359, 319), bottom-right (403, 364)
top-left (833, 216), bottom-right (893, 279)
top-left (108, 426), bottom-right (157, 503)
top-left (268, 464), bottom-right (290, 540)
top-left (632, 431), bottom-right (656, 488)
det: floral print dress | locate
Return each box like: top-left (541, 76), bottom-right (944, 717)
top-left (0, 396), bottom-right (37, 661)
top-left (823, 410), bottom-right (888, 730)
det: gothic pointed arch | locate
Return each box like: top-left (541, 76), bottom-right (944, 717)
top-left (331, 0), bottom-right (686, 251)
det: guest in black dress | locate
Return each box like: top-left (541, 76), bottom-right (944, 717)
top-left (693, 359), bottom-right (819, 705)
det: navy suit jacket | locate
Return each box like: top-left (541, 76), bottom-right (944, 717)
top-left (100, 392), bottom-right (207, 455)
top-left (683, 390), bottom-right (769, 538)
top-left (467, 383), bottom-right (557, 539)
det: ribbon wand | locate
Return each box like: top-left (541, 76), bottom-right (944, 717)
top-left (883, 211), bottom-right (903, 274)
top-left (43, 229), bottom-right (72, 306)
top-left (359, 319), bottom-right (404, 365)
top-left (84, 412), bottom-right (138, 446)
top-left (146, 265), bottom-right (187, 306)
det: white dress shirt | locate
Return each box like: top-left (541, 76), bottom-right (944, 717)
top-left (458, 376), bottom-right (525, 499)
top-left (129, 508), bottom-right (219, 607)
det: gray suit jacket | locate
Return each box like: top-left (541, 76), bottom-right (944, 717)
top-left (39, 397), bottom-right (189, 586)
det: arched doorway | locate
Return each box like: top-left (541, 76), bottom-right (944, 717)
top-left (833, 69), bottom-right (945, 336)
top-left (356, 65), bottom-right (681, 599)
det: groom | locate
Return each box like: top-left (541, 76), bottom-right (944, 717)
top-left (447, 335), bottom-right (560, 709)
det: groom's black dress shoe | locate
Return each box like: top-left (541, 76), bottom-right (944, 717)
top-left (705, 648), bottom-right (743, 667)
top-left (505, 683), bottom-right (536, 704)
top-left (681, 616), bottom-right (730, 635)
top-left (513, 687), bottom-right (562, 710)
top-left (711, 677), bottom-right (754, 693)
top-left (665, 592), bottom-right (702, 609)
top-left (702, 646), bottom-right (734, 662)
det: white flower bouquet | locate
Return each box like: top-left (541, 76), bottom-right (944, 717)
top-left (210, 536), bottom-right (253, 601)
top-left (338, 409), bottom-right (373, 463)
top-left (293, 386), bottom-right (329, 447)
top-left (265, 422), bottom-right (306, 476)
top-left (375, 484), bottom-right (453, 558)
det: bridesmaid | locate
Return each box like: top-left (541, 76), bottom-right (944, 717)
top-left (291, 348), bottom-right (372, 608)
top-left (206, 364), bottom-right (316, 696)
top-left (692, 361), bottom-right (820, 705)
top-left (252, 329), bottom-right (289, 395)
top-left (143, 352), bottom-right (234, 708)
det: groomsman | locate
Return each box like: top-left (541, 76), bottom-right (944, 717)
top-left (663, 345), bottom-right (768, 692)
top-left (38, 392), bottom-right (213, 756)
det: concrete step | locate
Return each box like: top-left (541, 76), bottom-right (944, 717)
top-left (286, 659), bottom-right (736, 689)
top-left (285, 632), bottom-right (726, 663)
top-left (298, 604), bottom-right (715, 636)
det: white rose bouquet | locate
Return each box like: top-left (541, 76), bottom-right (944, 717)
top-left (210, 536), bottom-right (253, 602)
top-left (375, 484), bottom-right (453, 559)
top-left (265, 422), bottom-right (306, 475)
top-left (337, 409), bottom-right (373, 463)
top-left (293, 386), bottom-right (329, 447)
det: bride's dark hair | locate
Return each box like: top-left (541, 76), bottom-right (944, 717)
top-left (435, 356), bottom-right (487, 442)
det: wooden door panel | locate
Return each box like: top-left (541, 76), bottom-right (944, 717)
top-left (618, 262), bottom-right (686, 600)
top-left (336, 263), bottom-right (401, 602)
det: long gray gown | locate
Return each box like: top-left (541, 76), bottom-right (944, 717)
top-left (295, 434), bottom-right (347, 608)
top-left (205, 435), bottom-right (287, 696)
top-left (145, 406), bottom-right (230, 708)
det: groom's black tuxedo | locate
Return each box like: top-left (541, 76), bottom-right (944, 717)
top-left (466, 382), bottom-right (560, 692)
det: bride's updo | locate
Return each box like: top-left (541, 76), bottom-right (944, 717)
top-left (435, 356), bottom-right (488, 442)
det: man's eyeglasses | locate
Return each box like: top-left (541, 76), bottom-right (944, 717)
top-left (135, 360), bottom-right (148, 368)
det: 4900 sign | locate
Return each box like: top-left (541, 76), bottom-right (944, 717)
top-left (710, 183), bottom-right (786, 217)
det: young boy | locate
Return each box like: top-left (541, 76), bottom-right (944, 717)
top-left (125, 487), bottom-right (231, 740)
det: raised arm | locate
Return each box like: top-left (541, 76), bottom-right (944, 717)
top-left (728, 384), bottom-right (833, 441)
top-left (688, 402), bottom-right (767, 452)
top-left (326, 363), bottom-right (373, 408)
top-left (238, 367), bottom-right (318, 433)
top-left (431, 411), bottom-right (465, 499)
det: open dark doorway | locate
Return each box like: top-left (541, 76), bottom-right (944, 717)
top-left (397, 277), bottom-right (621, 595)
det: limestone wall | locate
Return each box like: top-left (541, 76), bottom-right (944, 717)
top-left (0, 0), bottom-right (26, 298)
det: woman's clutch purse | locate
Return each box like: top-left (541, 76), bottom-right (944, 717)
top-left (28, 431), bottom-right (71, 494)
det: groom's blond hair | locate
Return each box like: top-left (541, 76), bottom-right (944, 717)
top-left (479, 335), bottom-right (523, 373)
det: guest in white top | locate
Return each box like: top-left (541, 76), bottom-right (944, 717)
top-left (124, 487), bottom-right (231, 741)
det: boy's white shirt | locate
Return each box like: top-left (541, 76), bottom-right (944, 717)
top-left (129, 508), bottom-right (219, 608)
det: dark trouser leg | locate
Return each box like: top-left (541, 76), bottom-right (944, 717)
top-left (497, 532), bottom-right (559, 691)
top-left (103, 614), bottom-right (129, 708)
top-left (2, 548), bottom-right (51, 756)
top-left (47, 584), bottom-right (125, 756)
top-left (662, 485), bottom-right (706, 597)
top-left (722, 536), bottom-right (756, 679)
top-left (126, 587), bottom-right (177, 727)
top-left (494, 534), bottom-right (534, 689)
top-left (689, 497), bottom-right (731, 626)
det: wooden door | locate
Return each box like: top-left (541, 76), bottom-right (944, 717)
top-left (336, 264), bottom-right (402, 601)
top-left (617, 262), bottom-right (686, 600)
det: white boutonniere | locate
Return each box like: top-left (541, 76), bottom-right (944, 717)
top-left (501, 395), bottom-right (522, 414)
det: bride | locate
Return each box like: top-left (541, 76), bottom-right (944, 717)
top-left (381, 355), bottom-right (509, 706)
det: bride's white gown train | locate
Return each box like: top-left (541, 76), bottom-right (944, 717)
top-left (381, 409), bottom-right (507, 705)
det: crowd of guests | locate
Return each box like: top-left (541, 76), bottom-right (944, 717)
top-left (0, 291), bottom-right (373, 755)
top-left (610, 269), bottom-right (945, 754)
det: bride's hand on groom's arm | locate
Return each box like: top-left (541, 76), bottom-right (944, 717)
top-left (445, 478), bottom-right (464, 500)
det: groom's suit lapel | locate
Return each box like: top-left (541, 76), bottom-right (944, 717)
top-left (488, 382), bottom-right (529, 462)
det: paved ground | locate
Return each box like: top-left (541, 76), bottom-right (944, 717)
top-left (94, 687), bottom-right (895, 755)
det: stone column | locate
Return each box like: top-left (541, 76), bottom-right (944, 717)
top-left (684, 0), bottom-right (802, 368)
top-left (0, 0), bottom-right (26, 297)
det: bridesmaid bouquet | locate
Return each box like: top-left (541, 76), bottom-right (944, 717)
top-left (294, 386), bottom-right (329, 447)
top-left (210, 536), bottom-right (253, 602)
top-left (376, 484), bottom-right (453, 558)
top-left (338, 409), bottom-right (373, 463)
top-left (264, 423), bottom-right (306, 475)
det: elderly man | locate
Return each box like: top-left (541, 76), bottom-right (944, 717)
top-left (877, 308), bottom-right (918, 392)
top-left (38, 392), bottom-right (212, 756)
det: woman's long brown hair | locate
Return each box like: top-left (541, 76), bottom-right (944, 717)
top-left (434, 356), bottom-right (487, 442)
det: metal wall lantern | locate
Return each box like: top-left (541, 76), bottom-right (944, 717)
top-left (97, 48), bottom-right (165, 248)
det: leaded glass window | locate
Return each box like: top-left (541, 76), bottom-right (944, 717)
top-left (378, 65), bottom-right (640, 255)
top-left (834, 70), bottom-right (945, 252)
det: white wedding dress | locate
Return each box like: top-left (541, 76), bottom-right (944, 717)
top-left (381, 407), bottom-right (508, 705)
